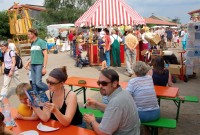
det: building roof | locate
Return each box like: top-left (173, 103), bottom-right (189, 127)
top-left (188, 9), bottom-right (200, 15)
top-left (9, 4), bottom-right (45, 11)
top-left (149, 15), bottom-right (172, 22)
top-left (144, 18), bottom-right (178, 26)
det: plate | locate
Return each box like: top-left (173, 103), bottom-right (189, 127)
top-left (37, 122), bottom-right (59, 132)
top-left (19, 130), bottom-right (39, 135)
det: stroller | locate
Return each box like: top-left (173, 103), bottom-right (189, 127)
top-left (75, 50), bottom-right (89, 69)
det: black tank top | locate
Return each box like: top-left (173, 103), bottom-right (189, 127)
top-left (50, 90), bottom-right (83, 125)
top-left (152, 69), bottom-right (169, 86)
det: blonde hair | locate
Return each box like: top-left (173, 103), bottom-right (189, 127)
top-left (16, 83), bottom-right (32, 97)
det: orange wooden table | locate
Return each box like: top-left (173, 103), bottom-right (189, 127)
top-left (9, 108), bottom-right (95, 135)
top-left (65, 76), bottom-right (179, 103)
top-left (65, 76), bottom-right (181, 120)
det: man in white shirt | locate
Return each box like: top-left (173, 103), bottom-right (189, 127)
top-left (110, 30), bottom-right (122, 67)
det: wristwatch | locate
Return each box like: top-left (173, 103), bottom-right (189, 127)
top-left (43, 65), bottom-right (46, 68)
top-left (90, 121), bottom-right (95, 128)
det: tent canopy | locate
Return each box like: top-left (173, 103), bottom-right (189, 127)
top-left (75, 0), bottom-right (145, 26)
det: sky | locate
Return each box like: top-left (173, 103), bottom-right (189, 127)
top-left (0, 0), bottom-right (199, 24)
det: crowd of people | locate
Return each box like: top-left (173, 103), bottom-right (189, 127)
top-left (0, 26), bottom-right (185, 135)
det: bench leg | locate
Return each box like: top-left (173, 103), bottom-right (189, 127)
top-left (151, 127), bottom-right (158, 135)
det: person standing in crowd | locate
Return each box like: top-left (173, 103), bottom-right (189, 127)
top-left (125, 28), bottom-right (139, 77)
top-left (165, 28), bottom-right (173, 48)
top-left (72, 31), bottom-right (77, 58)
top-left (0, 41), bottom-right (21, 100)
top-left (110, 30), bottom-right (122, 67)
top-left (104, 28), bottom-right (111, 68)
top-left (126, 61), bottom-right (160, 134)
top-left (181, 29), bottom-right (188, 50)
top-left (26, 28), bottom-right (48, 92)
top-left (84, 69), bottom-right (140, 135)
top-left (68, 31), bottom-right (74, 57)
top-left (7, 39), bottom-right (17, 53)
top-left (140, 29), bottom-right (149, 61)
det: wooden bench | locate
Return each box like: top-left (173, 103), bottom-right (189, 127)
top-left (158, 96), bottom-right (199, 120)
top-left (79, 107), bottom-right (104, 118)
top-left (142, 118), bottom-right (176, 135)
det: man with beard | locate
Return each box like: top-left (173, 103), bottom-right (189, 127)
top-left (83, 69), bottom-right (140, 135)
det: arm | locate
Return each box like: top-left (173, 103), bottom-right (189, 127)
top-left (42, 49), bottom-right (48, 75)
top-left (168, 72), bottom-right (173, 87)
top-left (8, 56), bottom-right (16, 77)
top-left (86, 98), bottom-right (107, 112)
top-left (49, 92), bottom-right (78, 126)
top-left (24, 59), bottom-right (31, 70)
top-left (15, 112), bottom-right (39, 120)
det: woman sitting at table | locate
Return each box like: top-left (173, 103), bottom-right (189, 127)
top-left (31, 66), bottom-right (84, 127)
top-left (148, 56), bottom-right (173, 86)
top-left (126, 61), bottom-right (160, 122)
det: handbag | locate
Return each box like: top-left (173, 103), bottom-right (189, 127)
top-left (4, 68), bottom-right (11, 75)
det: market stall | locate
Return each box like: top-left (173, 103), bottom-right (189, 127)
top-left (75, 0), bottom-right (145, 66)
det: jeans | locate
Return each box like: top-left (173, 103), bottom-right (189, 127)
top-left (138, 108), bottom-right (160, 122)
top-left (105, 51), bottom-right (110, 67)
top-left (182, 41), bottom-right (187, 50)
top-left (125, 48), bottom-right (136, 74)
top-left (31, 64), bottom-right (48, 92)
top-left (72, 40), bottom-right (76, 58)
top-left (70, 41), bottom-right (73, 57)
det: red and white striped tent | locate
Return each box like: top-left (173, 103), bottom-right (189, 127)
top-left (75, 0), bottom-right (145, 26)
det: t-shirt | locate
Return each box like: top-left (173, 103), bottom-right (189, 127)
top-left (31, 38), bottom-right (47, 64)
top-left (68, 33), bottom-right (74, 41)
top-left (99, 87), bottom-right (140, 135)
top-left (126, 75), bottom-right (159, 111)
top-left (4, 50), bottom-right (15, 69)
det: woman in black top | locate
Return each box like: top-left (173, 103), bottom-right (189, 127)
top-left (32, 66), bottom-right (83, 127)
top-left (148, 56), bottom-right (173, 86)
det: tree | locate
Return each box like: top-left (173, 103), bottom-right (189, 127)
top-left (40, 0), bottom-right (95, 24)
top-left (0, 11), bottom-right (11, 40)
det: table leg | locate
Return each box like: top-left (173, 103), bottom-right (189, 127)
top-left (83, 87), bottom-right (87, 104)
top-left (173, 100), bottom-right (181, 121)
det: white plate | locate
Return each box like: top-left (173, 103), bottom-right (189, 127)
top-left (19, 130), bottom-right (39, 135)
top-left (37, 122), bottom-right (59, 132)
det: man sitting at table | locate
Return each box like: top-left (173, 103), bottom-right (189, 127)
top-left (83, 69), bottom-right (140, 135)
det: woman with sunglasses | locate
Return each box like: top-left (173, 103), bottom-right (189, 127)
top-left (31, 66), bottom-right (84, 127)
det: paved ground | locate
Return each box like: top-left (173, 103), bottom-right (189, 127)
top-left (0, 44), bottom-right (199, 135)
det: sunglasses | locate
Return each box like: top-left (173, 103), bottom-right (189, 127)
top-left (46, 79), bottom-right (61, 85)
top-left (97, 80), bottom-right (111, 86)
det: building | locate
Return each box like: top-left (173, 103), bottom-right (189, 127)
top-left (144, 17), bottom-right (178, 27)
top-left (149, 15), bottom-right (172, 22)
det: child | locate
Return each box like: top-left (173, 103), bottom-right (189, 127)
top-left (15, 83), bottom-right (38, 120)
top-left (98, 36), bottom-right (107, 70)
top-left (172, 32), bottom-right (179, 48)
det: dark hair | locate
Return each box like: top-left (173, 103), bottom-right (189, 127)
top-left (152, 56), bottom-right (165, 74)
top-left (104, 28), bottom-right (109, 35)
top-left (0, 112), bottom-right (4, 122)
top-left (49, 66), bottom-right (68, 82)
top-left (28, 28), bottom-right (38, 36)
top-left (101, 69), bottom-right (119, 83)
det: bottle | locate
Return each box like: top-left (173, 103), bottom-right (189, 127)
top-left (1, 97), bottom-right (12, 127)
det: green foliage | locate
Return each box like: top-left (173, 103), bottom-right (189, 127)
top-left (32, 19), bottom-right (47, 39)
top-left (40, 0), bottom-right (95, 24)
top-left (0, 11), bottom-right (11, 40)
top-left (147, 24), bottom-right (156, 28)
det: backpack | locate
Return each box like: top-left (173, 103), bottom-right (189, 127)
top-left (9, 50), bottom-right (23, 69)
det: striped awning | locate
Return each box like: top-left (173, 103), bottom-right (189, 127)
top-left (75, 0), bottom-right (145, 26)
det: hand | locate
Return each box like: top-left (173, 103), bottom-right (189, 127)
top-left (42, 67), bottom-right (46, 76)
top-left (85, 98), bottom-right (98, 109)
top-left (8, 70), bottom-right (13, 77)
top-left (44, 102), bottom-right (56, 113)
top-left (15, 113), bottom-right (24, 120)
top-left (83, 113), bottom-right (96, 124)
